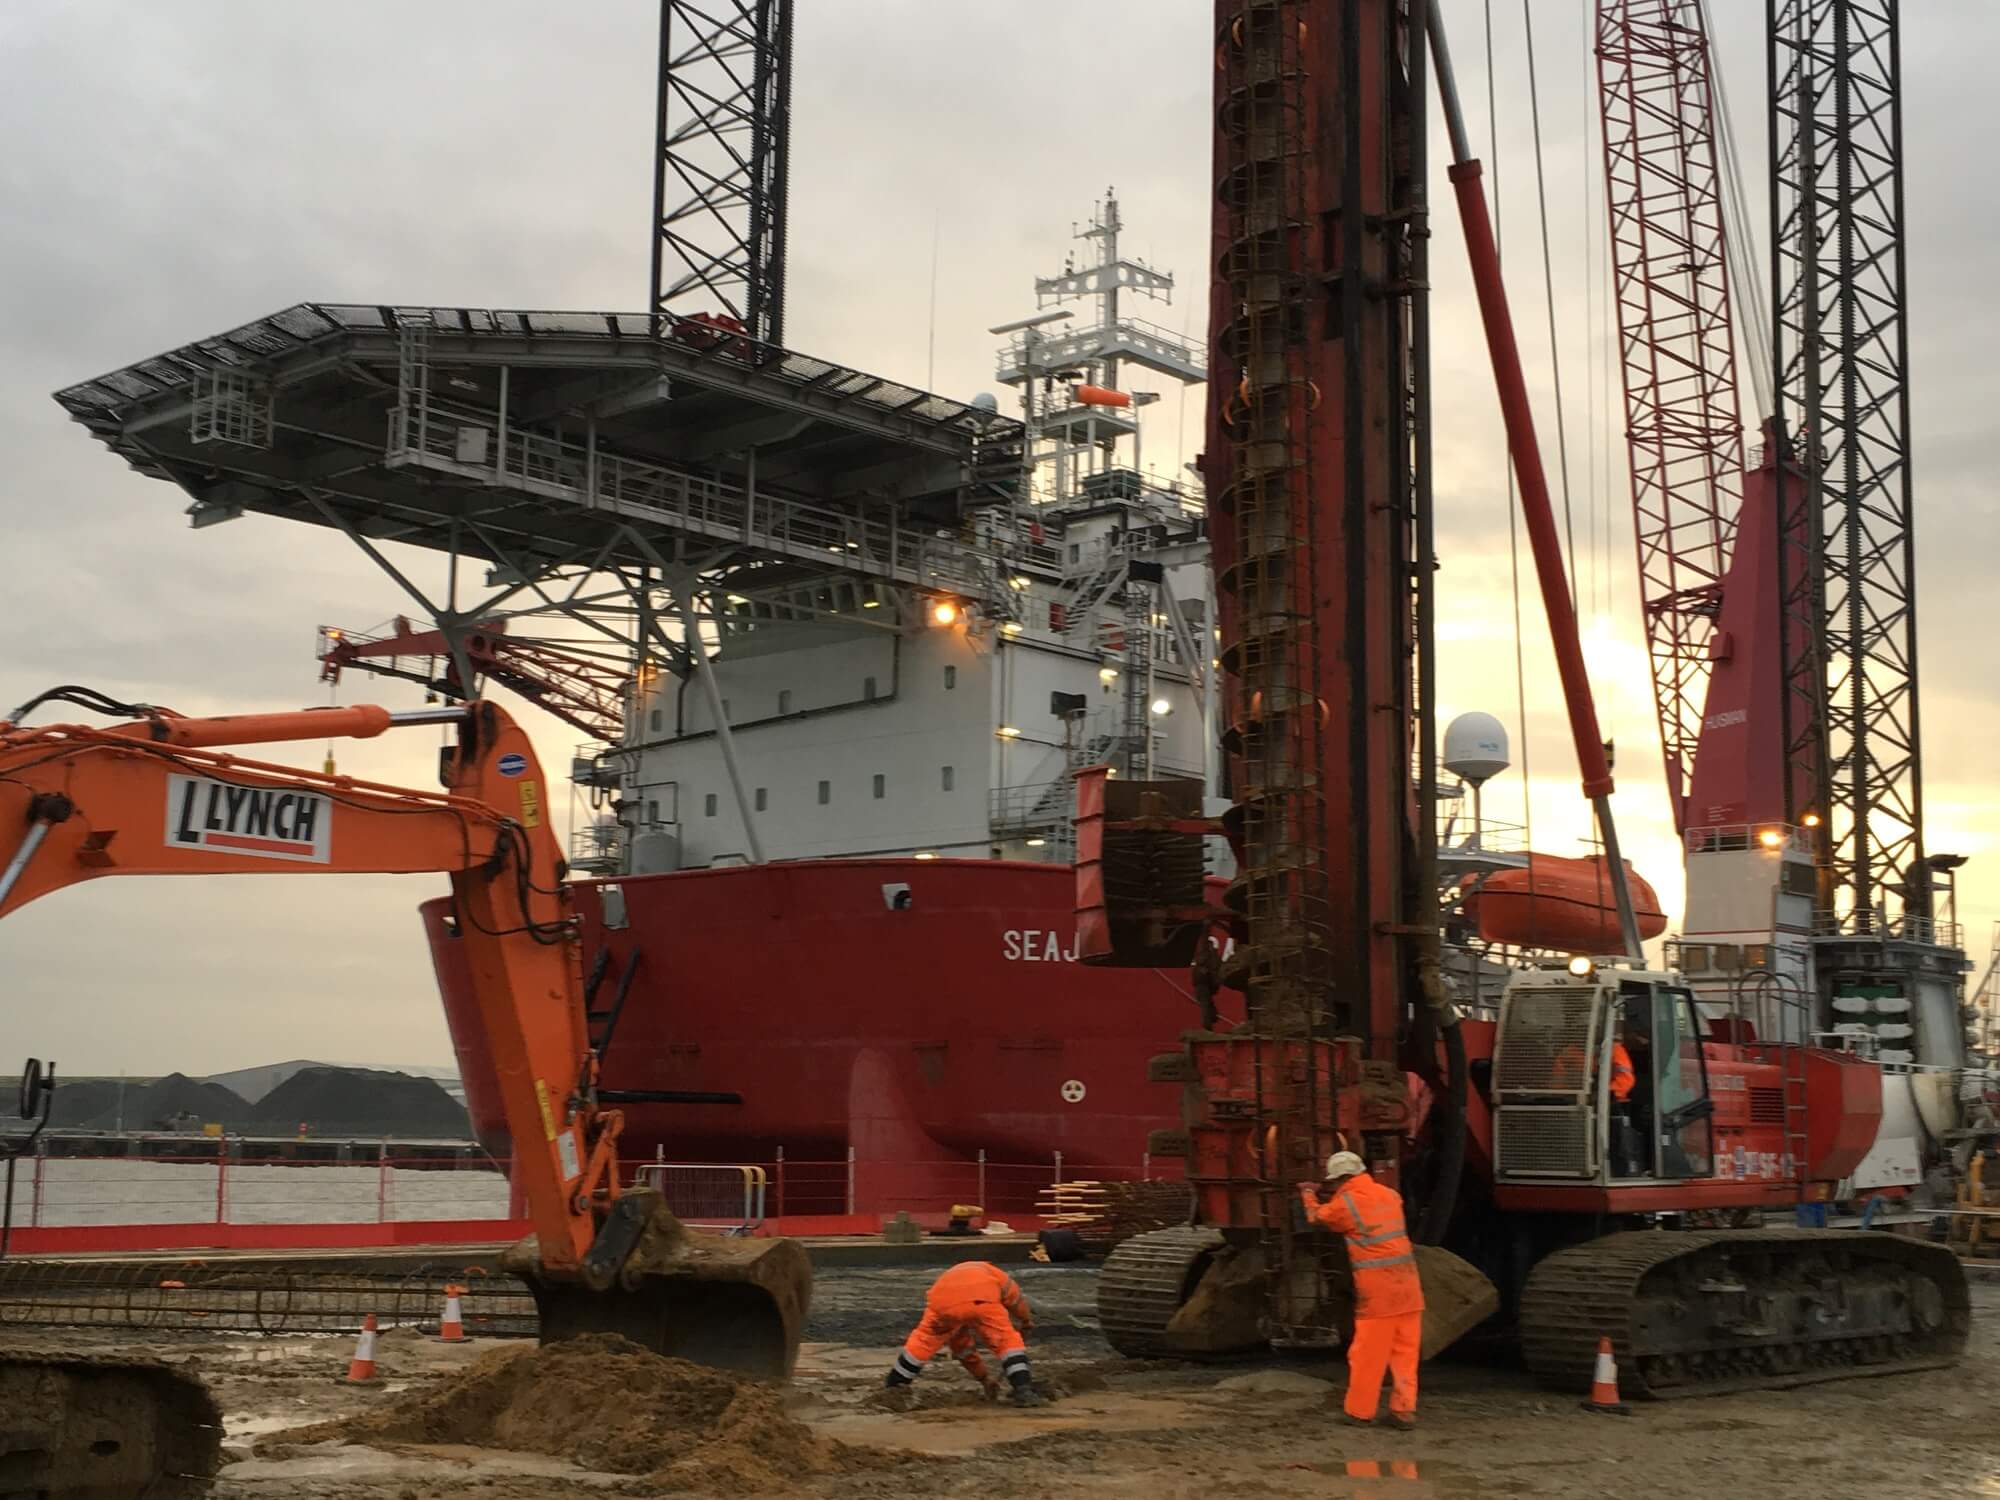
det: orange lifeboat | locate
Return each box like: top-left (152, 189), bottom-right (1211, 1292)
top-left (1072, 384), bottom-right (1132, 408)
top-left (1464, 854), bottom-right (1667, 953)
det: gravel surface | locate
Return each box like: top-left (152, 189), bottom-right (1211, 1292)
top-left (9, 1259), bottom-right (1996, 1498)
top-left (802, 1263), bottom-right (1106, 1354)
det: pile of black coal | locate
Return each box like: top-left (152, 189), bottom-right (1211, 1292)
top-left (251, 1066), bottom-right (470, 1138)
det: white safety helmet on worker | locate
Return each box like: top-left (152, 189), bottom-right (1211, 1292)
top-left (1324, 1151), bottom-right (1366, 1181)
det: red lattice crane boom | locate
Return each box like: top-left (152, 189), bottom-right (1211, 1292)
top-left (318, 619), bottom-right (630, 744)
top-left (1596, 0), bottom-right (1747, 833)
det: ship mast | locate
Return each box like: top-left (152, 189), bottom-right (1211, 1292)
top-left (998, 189), bottom-right (1205, 509)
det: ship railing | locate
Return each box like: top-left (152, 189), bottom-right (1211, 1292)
top-left (386, 394), bottom-right (1030, 605)
top-left (633, 1162), bottom-right (767, 1234)
top-left (1423, 767), bottom-right (1528, 852)
top-left (1107, 312), bottom-right (1210, 366)
top-left (0, 1142), bottom-right (1182, 1252)
top-left (0, 1142), bottom-right (510, 1240)
top-left (963, 511), bottom-right (1068, 576)
top-left (762, 1149), bottom-right (1179, 1219)
top-left (990, 779), bottom-right (1072, 833)
top-left (1434, 811), bottom-right (1528, 859)
top-left (992, 315), bottom-right (1209, 383)
top-left (568, 820), bottom-right (624, 875)
top-left (1684, 821), bottom-right (1815, 856)
top-left (1812, 907), bottom-right (1963, 950)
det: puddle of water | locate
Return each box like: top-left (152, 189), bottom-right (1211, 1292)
top-left (1277, 1457), bottom-right (1434, 1498)
top-left (200, 1339), bottom-right (338, 1365)
top-left (221, 1443), bottom-right (432, 1482)
top-left (811, 1393), bottom-right (1216, 1457)
top-left (222, 1414), bottom-right (303, 1440)
top-left (221, 1440), bottom-right (622, 1486)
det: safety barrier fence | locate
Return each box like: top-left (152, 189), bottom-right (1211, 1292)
top-left (633, 1163), bottom-right (768, 1231)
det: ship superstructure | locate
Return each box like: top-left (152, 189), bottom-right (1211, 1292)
top-left (587, 193), bottom-right (1217, 874)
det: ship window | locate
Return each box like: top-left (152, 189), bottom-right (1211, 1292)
top-left (817, 780), bottom-right (830, 805)
top-left (704, 793), bottom-right (717, 817)
top-left (754, 787), bottom-right (768, 812)
top-left (647, 800), bottom-right (659, 824)
top-left (649, 708), bottom-right (663, 733)
top-left (1069, 543), bottom-right (1081, 563)
top-left (863, 675), bottom-right (879, 701)
top-left (944, 665), bottom-right (956, 690)
top-left (872, 774), bottom-right (885, 800)
top-left (941, 766), bottom-right (955, 792)
top-left (778, 689), bottom-right (793, 714)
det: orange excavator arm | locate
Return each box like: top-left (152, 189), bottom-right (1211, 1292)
top-left (0, 699), bottom-right (606, 1270)
top-left (0, 687), bottom-right (806, 1500)
top-left (0, 694), bottom-right (811, 1378)
top-left (3, 692), bottom-right (812, 1376)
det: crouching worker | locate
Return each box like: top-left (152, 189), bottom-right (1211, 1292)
top-left (1298, 1151), bottom-right (1425, 1431)
top-left (884, 1260), bottom-right (1043, 1407)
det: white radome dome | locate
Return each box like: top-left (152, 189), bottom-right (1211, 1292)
top-left (1442, 711), bottom-right (1510, 785)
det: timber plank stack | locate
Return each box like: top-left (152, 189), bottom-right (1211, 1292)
top-left (1036, 1179), bottom-right (1197, 1255)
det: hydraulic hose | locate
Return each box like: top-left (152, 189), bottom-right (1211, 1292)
top-left (1419, 1002), bottom-right (1469, 1246)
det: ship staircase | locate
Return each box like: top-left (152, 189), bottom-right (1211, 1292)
top-left (988, 723), bottom-right (1128, 860)
top-left (1117, 568), bottom-right (1157, 775)
top-left (1060, 539), bottom-right (1133, 634)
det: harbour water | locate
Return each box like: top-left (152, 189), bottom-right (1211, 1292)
top-left (2, 1154), bottom-right (509, 1229)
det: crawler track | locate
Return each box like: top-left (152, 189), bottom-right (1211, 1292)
top-left (1096, 1226), bottom-right (1225, 1357)
top-left (1520, 1229), bottom-right (1969, 1398)
top-left (0, 1350), bottom-right (221, 1500)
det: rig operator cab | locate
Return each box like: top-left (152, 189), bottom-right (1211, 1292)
top-left (1491, 966), bottom-right (1721, 1192)
top-left (1488, 959), bottom-right (1900, 1215)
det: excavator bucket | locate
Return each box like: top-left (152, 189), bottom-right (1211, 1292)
top-left (1102, 1231), bottom-right (1498, 1362)
top-left (0, 1351), bottom-right (221, 1500)
top-left (512, 1190), bottom-right (812, 1379)
top-left (1412, 1245), bottom-right (1502, 1360)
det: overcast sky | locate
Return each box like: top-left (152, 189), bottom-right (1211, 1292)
top-left (1, 2), bottom-right (1993, 1075)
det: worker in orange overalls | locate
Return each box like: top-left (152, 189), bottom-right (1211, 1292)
top-left (1609, 1028), bottom-right (1643, 1174)
top-left (883, 1260), bottom-right (1044, 1407)
top-left (1551, 1037), bottom-right (1634, 1100)
top-left (1298, 1151), bottom-right (1424, 1430)
top-left (1609, 1037), bottom-right (1636, 1103)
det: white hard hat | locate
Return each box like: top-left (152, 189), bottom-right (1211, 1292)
top-left (1324, 1151), bottom-right (1366, 1180)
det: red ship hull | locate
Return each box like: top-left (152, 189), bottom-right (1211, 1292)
top-left (422, 858), bottom-right (1199, 1214)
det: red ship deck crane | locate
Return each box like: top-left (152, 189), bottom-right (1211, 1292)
top-left (1592, 1), bottom-right (1816, 841)
top-left (1596, 2), bottom-right (1967, 1072)
top-left (318, 618), bottom-right (630, 744)
top-left (1594, 0), bottom-right (1748, 834)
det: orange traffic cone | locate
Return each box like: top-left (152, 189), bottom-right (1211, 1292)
top-left (1580, 1336), bottom-right (1631, 1416)
top-left (344, 1312), bottom-right (381, 1384)
top-left (437, 1284), bottom-right (468, 1343)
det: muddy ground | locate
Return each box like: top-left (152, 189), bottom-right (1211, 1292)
top-left (14, 1262), bottom-right (1998, 1498)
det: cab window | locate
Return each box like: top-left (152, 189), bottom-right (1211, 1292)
top-left (1652, 987), bottom-right (1714, 1177)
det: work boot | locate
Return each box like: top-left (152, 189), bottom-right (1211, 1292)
top-left (878, 1383), bottom-right (915, 1412)
top-left (1385, 1412), bottom-right (1417, 1432)
top-left (1339, 1413), bottom-right (1376, 1429)
top-left (1010, 1385), bottom-right (1046, 1408)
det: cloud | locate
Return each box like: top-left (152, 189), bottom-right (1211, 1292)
top-left (1, 1), bottom-right (1993, 1072)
